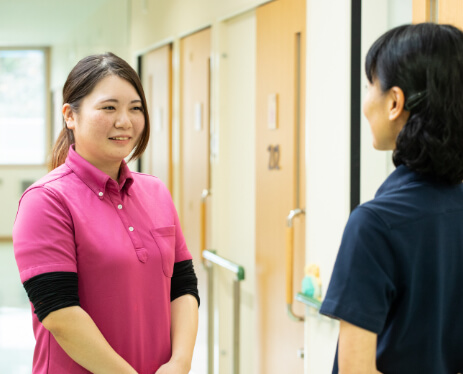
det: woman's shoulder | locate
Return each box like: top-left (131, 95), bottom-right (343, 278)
top-left (358, 182), bottom-right (463, 230)
top-left (354, 193), bottom-right (419, 230)
top-left (16, 168), bottom-right (76, 225)
top-left (130, 171), bottom-right (172, 197)
top-left (131, 171), bottom-right (167, 187)
top-left (23, 164), bottom-right (73, 196)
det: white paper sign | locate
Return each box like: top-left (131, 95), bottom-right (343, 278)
top-left (268, 93), bottom-right (278, 130)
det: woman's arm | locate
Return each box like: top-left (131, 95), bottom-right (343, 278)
top-left (42, 306), bottom-right (137, 374)
top-left (156, 294), bottom-right (199, 374)
top-left (338, 320), bottom-right (382, 374)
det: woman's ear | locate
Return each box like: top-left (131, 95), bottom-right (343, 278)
top-left (388, 86), bottom-right (408, 121)
top-left (62, 104), bottom-right (76, 130)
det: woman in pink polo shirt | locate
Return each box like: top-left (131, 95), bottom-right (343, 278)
top-left (13, 53), bottom-right (199, 374)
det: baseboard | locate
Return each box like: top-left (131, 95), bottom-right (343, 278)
top-left (0, 236), bottom-right (13, 243)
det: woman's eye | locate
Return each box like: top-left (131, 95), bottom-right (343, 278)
top-left (132, 106), bottom-right (144, 112)
top-left (103, 106), bottom-right (116, 110)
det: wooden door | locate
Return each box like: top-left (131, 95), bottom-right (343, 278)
top-left (141, 45), bottom-right (172, 192)
top-left (438, 0), bottom-right (463, 28)
top-left (413, 1), bottom-right (463, 30)
top-left (412, 0), bottom-right (433, 23)
top-left (256, 0), bottom-right (306, 373)
top-left (180, 27), bottom-right (211, 373)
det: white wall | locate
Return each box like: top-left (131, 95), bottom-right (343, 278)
top-left (304, 0), bottom-right (352, 372)
top-left (130, 0), bottom-right (271, 54)
top-left (49, 0), bottom-right (131, 91)
top-left (0, 0), bottom-right (112, 48)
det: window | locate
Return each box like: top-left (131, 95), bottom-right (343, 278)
top-left (0, 49), bottom-right (48, 165)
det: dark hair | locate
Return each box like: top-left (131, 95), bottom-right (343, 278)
top-left (49, 52), bottom-right (150, 170)
top-left (365, 23), bottom-right (463, 184)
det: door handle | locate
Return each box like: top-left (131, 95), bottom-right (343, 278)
top-left (286, 208), bottom-right (305, 322)
top-left (201, 189), bottom-right (211, 262)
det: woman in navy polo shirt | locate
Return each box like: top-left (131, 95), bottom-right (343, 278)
top-left (320, 23), bottom-right (463, 373)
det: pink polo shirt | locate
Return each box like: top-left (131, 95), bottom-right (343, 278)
top-left (13, 146), bottom-right (192, 374)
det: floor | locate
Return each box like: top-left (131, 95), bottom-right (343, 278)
top-left (0, 242), bottom-right (35, 373)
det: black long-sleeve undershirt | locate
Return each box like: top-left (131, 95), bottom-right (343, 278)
top-left (23, 259), bottom-right (200, 322)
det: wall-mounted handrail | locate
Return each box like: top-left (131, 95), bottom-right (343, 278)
top-left (295, 292), bottom-right (322, 310)
top-left (286, 208), bottom-right (305, 322)
top-left (200, 189), bottom-right (211, 262)
top-left (203, 250), bottom-right (245, 280)
top-left (203, 249), bottom-right (245, 374)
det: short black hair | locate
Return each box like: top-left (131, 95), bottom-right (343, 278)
top-left (365, 23), bottom-right (463, 185)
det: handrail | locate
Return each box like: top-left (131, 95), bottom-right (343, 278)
top-left (200, 189), bottom-right (211, 262)
top-left (286, 208), bottom-right (305, 322)
top-left (203, 249), bottom-right (245, 374)
top-left (203, 249), bottom-right (245, 280)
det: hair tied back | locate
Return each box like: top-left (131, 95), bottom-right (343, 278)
top-left (404, 91), bottom-right (427, 111)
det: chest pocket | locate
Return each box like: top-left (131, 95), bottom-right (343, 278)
top-left (150, 226), bottom-right (176, 277)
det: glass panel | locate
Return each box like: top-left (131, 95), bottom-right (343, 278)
top-left (0, 50), bottom-right (46, 164)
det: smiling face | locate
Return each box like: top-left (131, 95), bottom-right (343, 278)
top-left (64, 75), bottom-right (145, 179)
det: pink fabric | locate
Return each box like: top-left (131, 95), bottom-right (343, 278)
top-left (13, 146), bottom-right (192, 374)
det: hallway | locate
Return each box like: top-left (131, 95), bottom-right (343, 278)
top-left (1, 0), bottom-right (453, 373)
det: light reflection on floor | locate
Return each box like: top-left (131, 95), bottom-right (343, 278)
top-left (0, 242), bottom-right (34, 374)
top-left (0, 307), bottom-right (34, 373)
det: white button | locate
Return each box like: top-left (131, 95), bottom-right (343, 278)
top-left (129, 226), bottom-right (134, 231)
top-left (98, 192), bottom-right (103, 197)
top-left (118, 204), bottom-right (123, 209)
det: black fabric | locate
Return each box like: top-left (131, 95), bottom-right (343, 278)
top-left (171, 260), bottom-right (200, 307)
top-left (23, 272), bottom-right (80, 322)
top-left (23, 262), bottom-right (199, 323)
top-left (321, 165), bottom-right (463, 373)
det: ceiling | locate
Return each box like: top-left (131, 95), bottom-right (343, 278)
top-left (0, 0), bottom-right (119, 46)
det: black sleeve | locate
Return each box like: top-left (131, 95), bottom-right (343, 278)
top-left (171, 260), bottom-right (200, 307)
top-left (23, 272), bottom-right (80, 322)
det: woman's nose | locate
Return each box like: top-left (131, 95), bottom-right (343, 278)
top-left (115, 110), bottom-right (132, 129)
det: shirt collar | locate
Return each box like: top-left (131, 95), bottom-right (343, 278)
top-left (375, 164), bottom-right (429, 198)
top-left (118, 159), bottom-right (134, 194)
top-left (65, 145), bottom-right (134, 198)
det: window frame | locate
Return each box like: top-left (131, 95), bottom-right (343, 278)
top-left (0, 46), bottom-right (51, 168)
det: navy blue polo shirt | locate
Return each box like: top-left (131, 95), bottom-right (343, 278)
top-left (320, 165), bottom-right (463, 374)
